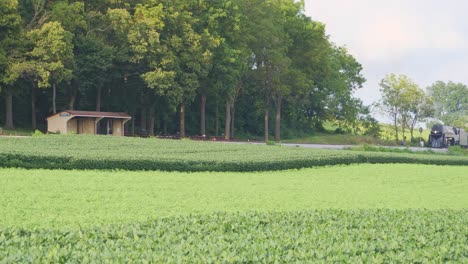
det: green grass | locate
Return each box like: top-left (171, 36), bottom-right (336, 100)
top-left (282, 133), bottom-right (393, 145)
top-left (379, 124), bottom-right (431, 143)
top-left (0, 135), bottom-right (466, 171)
top-left (346, 144), bottom-right (438, 154)
top-left (2, 210), bottom-right (466, 263)
top-left (347, 144), bottom-right (468, 156)
top-left (448, 145), bottom-right (468, 156)
top-left (1, 164), bottom-right (467, 228)
top-left (0, 127), bottom-right (32, 136)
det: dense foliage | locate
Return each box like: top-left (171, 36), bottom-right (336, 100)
top-left (0, 0), bottom-right (372, 141)
top-left (0, 135), bottom-right (466, 171)
top-left (1, 210), bottom-right (467, 263)
top-left (377, 74), bottom-right (434, 142)
top-left (427, 81), bottom-right (468, 130)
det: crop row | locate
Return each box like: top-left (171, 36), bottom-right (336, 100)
top-left (1, 210), bottom-right (466, 263)
top-left (1, 151), bottom-right (467, 172)
top-left (0, 135), bottom-right (466, 171)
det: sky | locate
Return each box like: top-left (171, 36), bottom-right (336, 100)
top-left (304, 0), bottom-right (468, 112)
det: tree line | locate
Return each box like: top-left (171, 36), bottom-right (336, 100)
top-left (0, 0), bottom-right (371, 141)
top-left (378, 74), bottom-right (468, 142)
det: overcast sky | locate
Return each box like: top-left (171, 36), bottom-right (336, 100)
top-left (304, 0), bottom-right (468, 110)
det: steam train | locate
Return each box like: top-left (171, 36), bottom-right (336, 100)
top-left (428, 124), bottom-right (468, 148)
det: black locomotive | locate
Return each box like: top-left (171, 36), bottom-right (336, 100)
top-left (428, 124), bottom-right (467, 148)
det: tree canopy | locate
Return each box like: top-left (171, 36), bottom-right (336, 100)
top-left (427, 81), bottom-right (467, 130)
top-left (378, 74), bottom-right (434, 142)
top-left (1, 0), bottom-right (369, 140)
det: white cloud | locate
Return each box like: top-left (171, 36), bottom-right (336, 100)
top-left (304, 0), bottom-right (468, 114)
top-left (306, 0), bottom-right (468, 61)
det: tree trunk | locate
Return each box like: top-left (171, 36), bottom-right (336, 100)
top-left (180, 102), bottom-right (185, 138)
top-left (409, 118), bottom-right (417, 141)
top-left (148, 108), bottom-right (155, 136)
top-left (393, 112), bottom-right (399, 142)
top-left (96, 86), bottom-right (102, 111)
top-left (264, 95), bottom-right (270, 143)
top-left (231, 102), bottom-right (235, 139)
top-left (163, 114), bottom-right (167, 134)
top-left (231, 81), bottom-right (242, 139)
top-left (410, 125), bottom-right (414, 141)
top-left (401, 117), bottom-right (406, 143)
top-left (52, 83), bottom-right (57, 114)
top-left (224, 100), bottom-right (231, 140)
top-left (215, 100), bottom-right (219, 136)
top-left (5, 91), bottom-right (14, 129)
top-left (131, 113), bottom-right (135, 136)
top-left (31, 84), bottom-right (37, 131)
top-left (68, 79), bottom-right (78, 110)
top-left (200, 95), bottom-right (207, 136)
top-left (140, 108), bottom-right (147, 131)
top-left (275, 95), bottom-right (282, 142)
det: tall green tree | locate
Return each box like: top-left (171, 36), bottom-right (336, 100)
top-left (282, 15), bottom-right (331, 133)
top-left (326, 46), bottom-right (366, 132)
top-left (144, 0), bottom-right (218, 138)
top-left (401, 87), bottom-right (433, 140)
top-left (378, 74), bottom-right (421, 142)
top-left (241, 0), bottom-right (292, 142)
top-left (108, 2), bottom-right (167, 131)
top-left (6, 21), bottom-right (73, 129)
top-left (0, 0), bottom-right (22, 129)
top-left (201, 0), bottom-right (248, 139)
top-left (427, 81), bottom-right (467, 129)
top-left (49, 0), bottom-right (86, 111)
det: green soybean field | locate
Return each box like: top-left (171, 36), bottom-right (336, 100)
top-left (0, 135), bottom-right (466, 171)
top-left (0, 135), bottom-right (467, 262)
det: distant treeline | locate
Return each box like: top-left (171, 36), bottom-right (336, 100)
top-left (0, 0), bottom-right (374, 141)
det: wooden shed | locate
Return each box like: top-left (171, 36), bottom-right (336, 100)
top-left (47, 111), bottom-right (131, 136)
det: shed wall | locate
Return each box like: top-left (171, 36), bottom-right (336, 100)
top-left (67, 119), bottom-right (78, 134)
top-left (48, 112), bottom-right (131, 136)
top-left (112, 119), bottom-right (124, 136)
top-left (78, 118), bottom-right (96, 135)
top-left (47, 115), bottom-right (68, 134)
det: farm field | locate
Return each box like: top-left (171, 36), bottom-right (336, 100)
top-left (0, 135), bottom-right (467, 262)
top-left (0, 135), bottom-right (467, 171)
top-left (2, 210), bottom-right (466, 263)
top-left (1, 164), bottom-right (467, 227)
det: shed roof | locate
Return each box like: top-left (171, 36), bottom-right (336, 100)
top-left (48, 110), bottom-right (132, 119)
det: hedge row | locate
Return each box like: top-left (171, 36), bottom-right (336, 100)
top-left (0, 151), bottom-right (467, 172)
top-left (1, 210), bottom-right (466, 263)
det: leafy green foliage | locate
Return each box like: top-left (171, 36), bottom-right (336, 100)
top-left (1, 0), bottom-right (374, 140)
top-left (378, 74), bottom-right (433, 141)
top-left (427, 81), bottom-right (468, 130)
top-left (1, 210), bottom-right (466, 262)
top-left (0, 135), bottom-right (466, 171)
top-left (31, 129), bottom-right (44, 136)
top-left (1, 164), bottom-right (467, 227)
top-left (0, 0), bottom-right (22, 90)
top-left (6, 21), bottom-right (74, 88)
